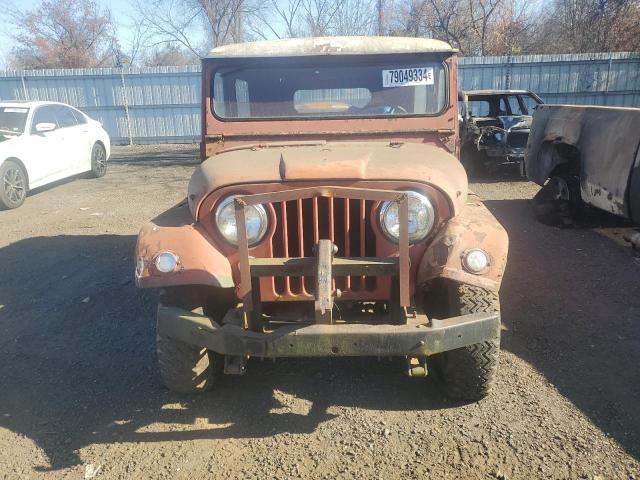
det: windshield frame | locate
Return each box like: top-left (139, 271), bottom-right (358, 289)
top-left (0, 106), bottom-right (30, 136)
top-left (209, 54), bottom-right (450, 123)
top-left (465, 92), bottom-right (543, 118)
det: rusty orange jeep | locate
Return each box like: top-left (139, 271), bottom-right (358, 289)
top-left (135, 37), bottom-right (508, 401)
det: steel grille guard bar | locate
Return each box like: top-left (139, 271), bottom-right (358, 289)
top-left (234, 186), bottom-right (410, 324)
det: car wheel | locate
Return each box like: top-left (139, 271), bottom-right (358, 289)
top-left (90, 142), bottom-right (107, 178)
top-left (427, 283), bottom-right (500, 402)
top-left (532, 174), bottom-right (582, 226)
top-left (0, 160), bottom-right (28, 210)
top-left (156, 329), bottom-right (222, 393)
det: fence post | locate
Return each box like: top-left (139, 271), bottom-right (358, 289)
top-left (504, 55), bottom-right (512, 90)
top-left (20, 73), bottom-right (29, 101)
top-left (603, 57), bottom-right (613, 106)
top-left (120, 67), bottom-right (134, 145)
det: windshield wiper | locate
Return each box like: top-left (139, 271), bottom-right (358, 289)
top-left (0, 129), bottom-right (20, 135)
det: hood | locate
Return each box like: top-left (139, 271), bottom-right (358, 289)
top-left (188, 141), bottom-right (467, 217)
top-left (0, 133), bottom-right (19, 145)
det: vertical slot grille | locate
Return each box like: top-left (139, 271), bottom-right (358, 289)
top-left (272, 197), bottom-right (377, 296)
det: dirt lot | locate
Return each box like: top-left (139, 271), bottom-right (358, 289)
top-left (1, 145), bottom-right (639, 480)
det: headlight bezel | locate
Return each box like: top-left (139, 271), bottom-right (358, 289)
top-left (378, 190), bottom-right (437, 244)
top-left (214, 194), bottom-right (269, 247)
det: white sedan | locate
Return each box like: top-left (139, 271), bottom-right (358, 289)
top-left (0, 101), bottom-right (111, 209)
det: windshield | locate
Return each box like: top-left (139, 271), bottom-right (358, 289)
top-left (212, 56), bottom-right (447, 120)
top-left (468, 94), bottom-right (541, 117)
top-left (0, 106), bottom-right (29, 135)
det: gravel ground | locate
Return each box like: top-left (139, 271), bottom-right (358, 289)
top-left (1, 145), bottom-right (639, 480)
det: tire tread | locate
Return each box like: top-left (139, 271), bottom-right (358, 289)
top-left (430, 283), bottom-right (501, 401)
top-left (156, 332), bottom-right (221, 393)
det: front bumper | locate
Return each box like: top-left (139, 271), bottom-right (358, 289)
top-left (157, 305), bottom-right (500, 357)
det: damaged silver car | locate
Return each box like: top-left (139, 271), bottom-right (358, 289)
top-left (459, 90), bottom-right (543, 175)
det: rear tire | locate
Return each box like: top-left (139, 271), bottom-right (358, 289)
top-left (90, 142), bottom-right (107, 178)
top-left (428, 283), bottom-right (500, 401)
top-left (532, 174), bottom-right (582, 226)
top-left (156, 313), bottom-right (222, 393)
top-left (0, 160), bottom-right (28, 210)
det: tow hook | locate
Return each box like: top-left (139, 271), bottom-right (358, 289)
top-left (406, 356), bottom-right (428, 377)
top-left (224, 355), bottom-right (248, 375)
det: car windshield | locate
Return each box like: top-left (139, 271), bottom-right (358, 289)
top-left (468, 94), bottom-right (541, 117)
top-left (212, 56), bottom-right (447, 120)
top-left (0, 106), bottom-right (29, 135)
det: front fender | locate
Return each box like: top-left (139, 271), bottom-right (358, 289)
top-left (135, 200), bottom-right (234, 289)
top-left (417, 194), bottom-right (508, 291)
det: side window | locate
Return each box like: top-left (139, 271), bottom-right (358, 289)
top-left (507, 96), bottom-right (524, 115)
top-left (498, 97), bottom-right (509, 115)
top-left (519, 95), bottom-right (541, 115)
top-left (31, 106), bottom-right (58, 132)
top-left (71, 108), bottom-right (87, 124)
top-left (54, 106), bottom-right (79, 128)
top-left (467, 100), bottom-right (490, 117)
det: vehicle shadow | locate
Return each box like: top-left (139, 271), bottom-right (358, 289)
top-left (14, 173), bottom-right (90, 201)
top-left (2, 202), bottom-right (639, 470)
top-left (485, 198), bottom-right (640, 460)
top-left (110, 146), bottom-right (200, 167)
top-left (467, 164), bottom-right (529, 183)
top-left (0, 234), bottom-right (452, 471)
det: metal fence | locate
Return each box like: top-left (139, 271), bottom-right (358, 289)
top-left (459, 52), bottom-right (640, 106)
top-left (0, 52), bottom-right (638, 145)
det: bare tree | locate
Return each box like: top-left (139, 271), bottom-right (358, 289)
top-left (8, 0), bottom-right (115, 69)
top-left (197, 0), bottom-right (252, 47)
top-left (246, 0), bottom-right (304, 39)
top-left (469, 0), bottom-right (501, 55)
top-left (485, 0), bottom-right (535, 54)
top-left (387, 0), bottom-right (474, 53)
top-left (300, 0), bottom-right (342, 36)
top-left (134, 0), bottom-right (258, 58)
top-left (539, 0), bottom-right (640, 53)
top-left (143, 44), bottom-right (199, 65)
top-left (120, 17), bottom-right (153, 66)
top-left (332, 0), bottom-right (378, 36)
top-left (134, 0), bottom-right (205, 57)
top-left (427, 0), bottom-right (473, 52)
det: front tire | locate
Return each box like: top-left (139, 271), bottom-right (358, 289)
top-left (156, 322), bottom-right (222, 393)
top-left (428, 283), bottom-right (500, 401)
top-left (0, 160), bottom-right (28, 210)
top-left (90, 142), bottom-right (107, 178)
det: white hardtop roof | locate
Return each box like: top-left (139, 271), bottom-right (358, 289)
top-left (206, 36), bottom-right (456, 58)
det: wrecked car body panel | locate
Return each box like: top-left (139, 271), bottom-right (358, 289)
top-left (460, 90), bottom-right (543, 167)
top-left (525, 104), bottom-right (640, 222)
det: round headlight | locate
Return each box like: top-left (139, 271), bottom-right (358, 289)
top-left (215, 195), bottom-right (268, 246)
top-left (379, 191), bottom-right (435, 243)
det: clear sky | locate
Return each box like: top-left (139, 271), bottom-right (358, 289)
top-left (0, 0), bottom-right (142, 68)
